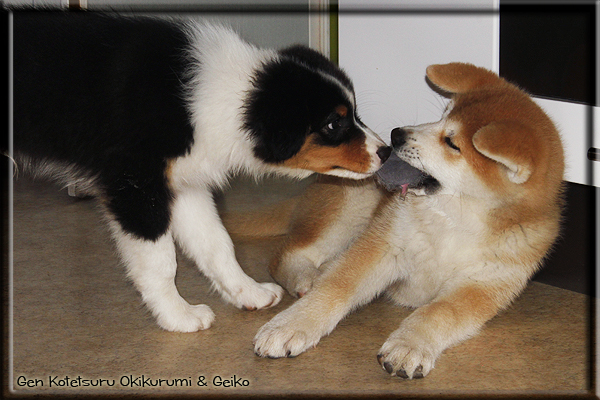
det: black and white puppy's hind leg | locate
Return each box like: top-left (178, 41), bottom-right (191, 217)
top-left (109, 222), bottom-right (216, 333)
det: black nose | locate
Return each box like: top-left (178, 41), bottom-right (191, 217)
top-left (376, 146), bottom-right (392, 163)
top-left (391, 127), bottom-right (407, 149)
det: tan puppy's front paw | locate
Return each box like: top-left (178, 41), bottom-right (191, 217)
top-left (377, 338), bottom-right (439, 379)
top-left (253, 312), bottom-right (322, 358)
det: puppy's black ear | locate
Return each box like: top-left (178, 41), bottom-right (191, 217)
top-left (244, 60), bottom-right (313, 163)
top-left (245, 53), bottom-right (350, 163)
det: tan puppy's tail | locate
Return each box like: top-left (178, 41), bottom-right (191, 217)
top-left (220, 196), bottom-right (300, 238)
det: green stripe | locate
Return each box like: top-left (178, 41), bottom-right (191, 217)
top-left (329, 1), bottom-right (339, 65)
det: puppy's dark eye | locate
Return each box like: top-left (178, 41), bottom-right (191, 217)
top-left (319, 113), bottom-right (350, 145)
top-left (326, 117), bottom-right (342, 132)
top-left (444, 136), bottom-right (460, 152)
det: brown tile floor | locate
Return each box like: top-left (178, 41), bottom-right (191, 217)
top-left (8, 177), bottom-right (592, 396)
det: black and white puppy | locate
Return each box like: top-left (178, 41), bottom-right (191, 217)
top-left (12, 11), bottom-right (390, 332)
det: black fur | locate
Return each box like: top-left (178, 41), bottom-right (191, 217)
top-left (13, 11), bottom-right (193, 241)
top-left (10, 10), bottom-right (387, 332)
top-left (279, 45), bottom-right (354, 92)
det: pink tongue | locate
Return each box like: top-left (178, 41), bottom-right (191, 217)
top-left (401, 183), bottom-right (409, 196)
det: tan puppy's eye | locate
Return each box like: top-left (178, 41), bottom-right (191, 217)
top-left (444, 136), bottom-right (461, 152)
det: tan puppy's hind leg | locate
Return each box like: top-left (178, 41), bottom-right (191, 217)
top-left (271, 177), bottom-right (385, 297)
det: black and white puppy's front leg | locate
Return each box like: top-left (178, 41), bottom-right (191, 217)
top-left (171, 188), bottom-right (283, 312)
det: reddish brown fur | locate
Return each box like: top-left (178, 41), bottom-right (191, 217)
top-left (268, 177), bottom-right (395, 280)
top-left (428, 64), bottom-right (565, 234)
top-left (285, 176), bottom-right (346, 248)
top-left (269, 175), bottom-right (344, 277)
top-left (336, 105), bottom-right (348, 117)
top-left (268, 177), bottom-right (349, 278)
top-left (426, 63), bottom-right (500, 94)
top-left (415, 285), bottom-right (512, 332)
top-left (282, 134), bottom-right (372, 174)
top-left (221, 196), bottom-right (301, 238)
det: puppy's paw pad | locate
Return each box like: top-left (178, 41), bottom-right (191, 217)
top-left (157, 304), bottom-right (216, 332)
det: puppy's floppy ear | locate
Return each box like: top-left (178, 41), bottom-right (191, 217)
top-left (426, 63), bottom-right (504, 94)
top-left (244, 61), bottom-right (314, 163)
top-left (472, 121), bottom-right (537, 184)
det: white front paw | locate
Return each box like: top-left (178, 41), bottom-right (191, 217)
top-left (228, 282), bottom-right (284, 311)
top-left (156, 303), bottom-right (216, 333)
top-left (377, 337), bottom-right (439, 379)
top-left (253, 312), bottom-right (321, 358)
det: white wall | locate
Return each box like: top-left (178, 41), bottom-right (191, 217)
top-left (339, 0), bottom-right (498, 135)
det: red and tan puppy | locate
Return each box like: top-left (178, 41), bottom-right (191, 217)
top-left (252, 63), bottom-right (565, 379)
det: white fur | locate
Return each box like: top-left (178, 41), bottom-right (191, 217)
top-left (170, 24), bottom-right (281, 190)
top-left (118, 24), bottom-right (289, 331)
top-left (171, 22), bottom-right (384, 186)
top-left (109, 221), bottom-right (216, 332)
top-left (15, 20), bottom-right (385, 333)
top-left (254, 186), bottom-right (535, 368)
top-left (171, 23), bottom-right (331, 189)
top-left (275, 181), bottom-right (384, 296)
top-left (170, 187), bottom-right (284, 310)
top-left (15, 155), bottom-right (101, 197)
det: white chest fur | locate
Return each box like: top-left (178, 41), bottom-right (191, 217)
top-left (386, 195), bottom-right (492, 306)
